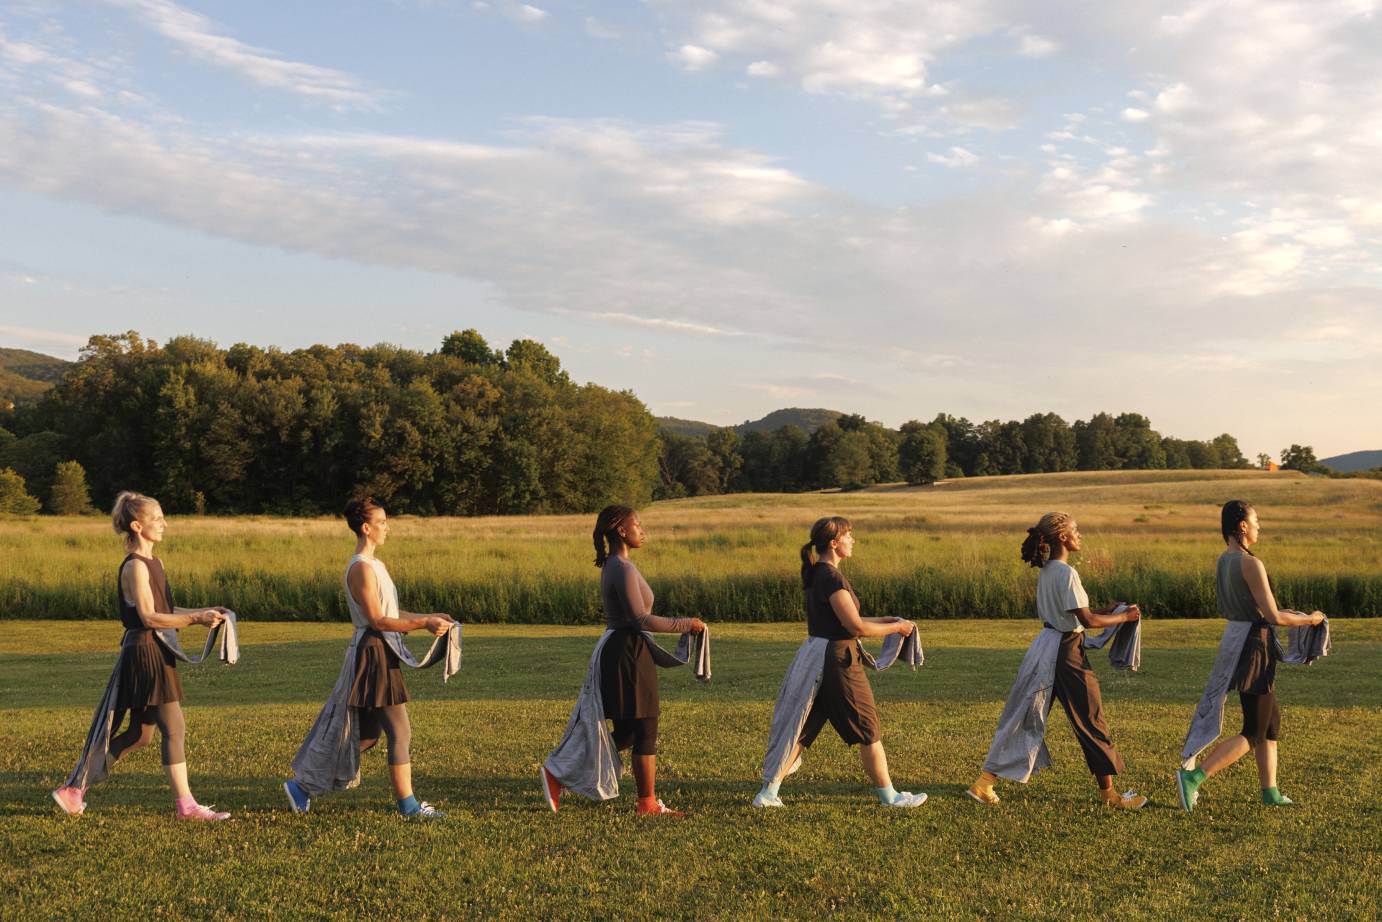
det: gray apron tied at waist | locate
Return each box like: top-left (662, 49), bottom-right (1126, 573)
top-left (543, 627), bottom-right (711, 802)
top-left (760, 626), bottom-right (924, 785)
top-left (1180, 616), bottom-right (1331, 768)
top-left (63, 612), bottom-right (241, 792)
top-left (982, 617), bottom-right (1142, 784)
top-left (291, 623), bottom-right (463, 798)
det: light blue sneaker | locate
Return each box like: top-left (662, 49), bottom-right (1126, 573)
top-left (404, 801), bottom-right (445, 819)
top-left (283, 779), bottom-right (311, 814)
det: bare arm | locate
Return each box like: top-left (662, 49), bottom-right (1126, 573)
top-left (1075, 604), bottom-right (1141, 630)
top-left (123, 560), bottom-right (219, 629)
top-left (349, 562), bottom-right (453, 635)
top-left (622, 564), bottom-right (705, 634)
top-left (829, 590), bottom-right (912, 639)
top-left (1241, 557), bottom-right (1324, 627)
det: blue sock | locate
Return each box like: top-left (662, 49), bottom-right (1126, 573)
top-left (762, 780), bottom-right (781, 798)
top-left (398, 795), bottom-right (420, 815)
top-left (875, 786), bottom-right (899, 805)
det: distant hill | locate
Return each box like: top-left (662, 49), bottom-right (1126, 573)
top-left (656, 416), bottom-right (719, 438)
top-left (1321, 449), bottom-right (1382, 473)
top-left (0, 348), bottom-right (72, 406)
top-left (657, 407), bottom-right (845, 438)
top-left (737, 407), bottom-right (844, 434)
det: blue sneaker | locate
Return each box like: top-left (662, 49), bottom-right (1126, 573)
top-left (283, 779), bottom-right (311, 814)
top-left (404, 800), bottom-right (445, 819)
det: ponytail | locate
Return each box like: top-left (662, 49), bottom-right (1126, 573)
top-left (801, 515), bottom-right (851, 589)
top-left (593, 504), bottom-right (636, 567)
top-left (111, 491), bottom-right (158, 548)
top-left (1020, 512), bottom-right (1073, 568)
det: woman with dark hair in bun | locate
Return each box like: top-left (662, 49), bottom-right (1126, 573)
top-left (541, 505), bottom-right (706, 817)
top-left (283, 496), bottom-right (457, 819)
top-left (1175, 500), bottom-right (1325, 812)
top-left (967, 512), bottom-right (1146, 809)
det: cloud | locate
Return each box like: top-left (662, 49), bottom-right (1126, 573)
top-left (108, 0), bottom-right (382, 109)
top-left (1120, 107), bottom-right (1149, 122)
top-left (671, 44), bottom-right (718, 71)
top-left (926, 146), bottom-right (977, 167)
top-left (1016, 34), bottom-right (1058, 57)
top-left (746, 60), bottom-right (781, 77)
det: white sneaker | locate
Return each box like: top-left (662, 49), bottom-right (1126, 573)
top-left (882, 791), bottom-right (928, 808)
top-left (752, 790), bottom-right (785, 808)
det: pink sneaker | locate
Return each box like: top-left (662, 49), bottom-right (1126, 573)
top-left (51, 786), bottom-right (86, 816)
top-left (177, 803), bottom-right (231, 822)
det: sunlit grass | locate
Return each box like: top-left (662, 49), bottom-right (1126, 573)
top-left (3, 469), bottom-right (1379, 621)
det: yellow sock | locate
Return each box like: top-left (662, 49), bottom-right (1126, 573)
top-left (974, 770), bottom-right (998, 791)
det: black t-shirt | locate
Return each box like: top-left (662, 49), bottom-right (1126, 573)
top-left (805, 562), bottom-right (859, 640)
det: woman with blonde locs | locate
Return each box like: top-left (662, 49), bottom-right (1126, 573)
top-left (752, 515), bottom-right (926, 809)
top-left (51, 492), bottom-right (234, 820)
top-left (1174, 500), bottom-right (1325, 811)
top-left (540, 505), bottom-right (706, 817)
top-left (967, 512), bottom-right (1148, 808)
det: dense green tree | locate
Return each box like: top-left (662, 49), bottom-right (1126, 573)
top-left (1212, 433), bottom-right (1249, 469)
top-left (1112, 413), bottom-right (1166, 469)
top-left (1074, 413), bottom-right (1119, 471)
top-left (706, 428), bottom-right (743, 493)
top-left (439, 329), bottom-right (502, 366)
top-left (898, 421), bottom-right (946, 484)
top-left (48, 460), bottom-right (95, 515)
top-left (1280, 444), bottom-right (1327, 474)
top-left (0, 467), bottom-right (40, 514)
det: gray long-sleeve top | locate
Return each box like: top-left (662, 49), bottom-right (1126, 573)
top-left (600, 555), bottom-right (695, 633)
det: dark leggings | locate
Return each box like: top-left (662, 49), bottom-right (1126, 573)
top-left (611, 716), bottom-right (658, 756)
top-left (358, 704), bottom-right (412, 766)
top-left (1239, 690), bottom-right (1281, 746)
top-left (109, 702), bottom-right (186, 766)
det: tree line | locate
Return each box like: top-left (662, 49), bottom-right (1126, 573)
top-left (655, 411), bottom-right (1265, 498)
top-left (0, 329), bottom-right (1344, 516)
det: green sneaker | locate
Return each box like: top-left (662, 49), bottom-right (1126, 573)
top-left (1262, 787), bottom-right (1295, 806)
top-left (1176, 769), bottom-right (1202, 813)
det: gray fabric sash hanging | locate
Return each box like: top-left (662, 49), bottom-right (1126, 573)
top-left (63, 612), bottom-right (241, 791)
top-left (982, 617), bottom-right (1142, 784)
top-left (543, 628), bottom-right (710, 802)
top-left (1180, 616), bottom-right (1331, 767)
top-left (291, 623), bottom-right (463, 798)
top-left (759, 627), bottom-right (923, 785)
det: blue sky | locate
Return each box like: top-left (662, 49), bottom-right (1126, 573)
top-left (2, 0), bottom-right (1380, 458)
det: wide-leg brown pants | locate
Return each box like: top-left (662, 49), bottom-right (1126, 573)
top-left (1053, 631), bottom-right (1125, 776)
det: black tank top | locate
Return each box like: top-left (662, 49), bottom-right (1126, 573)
top-left (118, 553), bottom-right (175, 630)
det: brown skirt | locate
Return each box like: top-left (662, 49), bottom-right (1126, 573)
top-left (600, 628), bottom-right (659, 720)
top-left (115, 633), bottom-right (182, 709)
top-left (798, 639), bottom-right (881, 748)
top-left (1231, 621), bottom-right (1278, 695)
top-left (348, 632), bottom-right (411, 708)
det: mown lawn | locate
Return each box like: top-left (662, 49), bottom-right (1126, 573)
top-left (3, 619), bottom-right (1380, 920)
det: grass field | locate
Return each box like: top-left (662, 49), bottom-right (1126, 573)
top-left (4, 469), bottom-right (1382, 621)
top-left (3, 618), bottom-right (1380, 920)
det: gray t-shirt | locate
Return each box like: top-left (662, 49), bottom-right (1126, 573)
top-left (1036, 560), bottom-right (1089, 633)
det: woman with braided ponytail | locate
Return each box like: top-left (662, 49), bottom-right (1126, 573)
top-left (966, 512), bottom-right (1147, 808)
top-left (540, 505), bottom-right (705, 817)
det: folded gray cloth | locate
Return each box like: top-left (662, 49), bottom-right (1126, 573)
top-left (291, 623), bottom-right (462, 798)
top-left (760, 624), bottom-right (923, 785)
top-left (1180, 615), bottom-right (1331, 767)
top-left (544, 628), bottom-right (710, 801)
top-left (982, 618), bottom-right (1140, 783)
top-left (1281, 617), bottom-right (1331, 665)
top-left (63, 612), bottom-right (241, 792)
top-left (1081, 616), bottom-right (1142, 671)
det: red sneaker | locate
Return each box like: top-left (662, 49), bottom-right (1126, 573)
top-left (540, 765), bottom-right (562, 813)
top-left (635, 797), bottom-right (686, 818)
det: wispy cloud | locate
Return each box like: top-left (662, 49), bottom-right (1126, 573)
top-left (109, 0), bottom-right (383, 109)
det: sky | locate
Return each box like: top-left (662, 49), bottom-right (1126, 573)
top-left (1, 0), bottom-right (1380, 459)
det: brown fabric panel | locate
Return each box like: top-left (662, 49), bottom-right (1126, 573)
top-left (599, 628), bottom-right (660, 719)
top-left (1052, 632), bottom-right (1124, 776)
top-left (347, 631), bottom-right (411, 707)
top-left (798, 640), bottom-right (881, 748)
top-left (114, 635), bottom-right (182, 708)
top-left (1231, 621), bottom-right (1278, 694)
